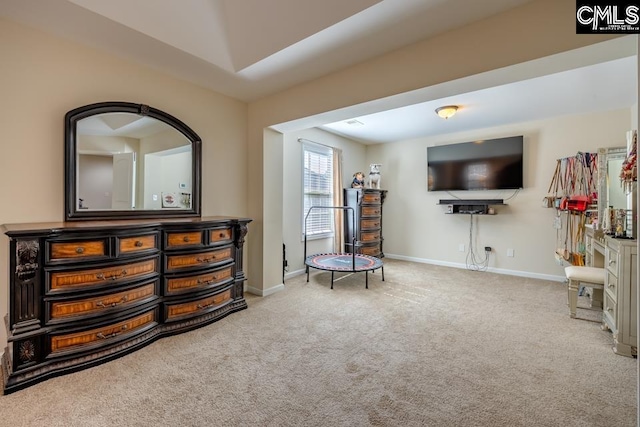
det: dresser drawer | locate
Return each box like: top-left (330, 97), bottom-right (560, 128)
top-left (605, 271), bottom-right (618, 302)
top-left (209, 227), bottom-right (232, 244)
top-left (362, 192), bottom-right (382, 204)
top-left (359, 244), bottom-right (381, 257)
top-left (49, 308), bottom-right (157, 354)
top-left (361, 206), bottom-right (381, 217)
top-left (361, 219), bottom-right (381, 230)
top-left (48, 281), bottom-right (158, 322)
top-left (165, 247), bottom-right (233, 271)
top-left (606, 246), bottom-right (619, 275)
top-left (165, 265), bottom-right (234, 295)
top-left (48, 239), bottom-right (108, 261)
top-left (164, 287), bottom-right (232, 322)
top-left (166, 231), bottom-right (203, 249)
top-left (604, 292), bottom-right (617, 330)
top-left (48, 257), bottom-right (158, 293)
top-left (360, 230), bottom-right (380, 242)
top-left (118, 233), bottom-right (158, 255)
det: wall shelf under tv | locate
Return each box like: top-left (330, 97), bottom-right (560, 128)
top-left (438, 199), bottom-right (506, 215)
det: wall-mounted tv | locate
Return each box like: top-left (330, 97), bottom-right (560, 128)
top-left (427, 136), bottom-right (524, 191)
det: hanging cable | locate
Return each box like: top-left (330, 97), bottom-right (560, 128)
top-left (466, 213), bottom-right (490, 271)
top-left (445, 190), bottom-right (461, 200)
top-left (503, 188), bottom-right (520, 201)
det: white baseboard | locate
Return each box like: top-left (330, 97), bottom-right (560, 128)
top-left (245, 283), bottom-right (285, 297)
top-left (245, 268), bottom-right (306, 296)
top-left (284, 268), bottom-right (306, 280)
top-left (384, 253), bottom-right (566, 282)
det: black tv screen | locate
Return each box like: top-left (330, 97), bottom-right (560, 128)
top-left (427, 136), bottom-right (523, 191)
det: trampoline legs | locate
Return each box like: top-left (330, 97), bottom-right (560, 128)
top-left (305, 256), bottom-right (383, 289)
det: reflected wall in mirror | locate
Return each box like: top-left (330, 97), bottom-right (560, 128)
top-left (65, 102), bottom-right (201, 220)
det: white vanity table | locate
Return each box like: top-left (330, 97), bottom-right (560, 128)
top-left (581, 145), bottom-right (637, 357)
top-left (585, 226), bottom-right (637, 357)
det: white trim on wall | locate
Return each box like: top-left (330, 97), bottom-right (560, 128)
top-left (385, 253), bottom-right (566, 282)
top-left (246, 283), bottom-right (285, 297)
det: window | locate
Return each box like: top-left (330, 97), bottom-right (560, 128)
top-left (303, 141), bottom-right (334, 239)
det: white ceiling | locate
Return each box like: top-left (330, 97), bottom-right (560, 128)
top-left (1, 0), bottom-right (636, 144)
top-left (0, 0), bottom-right (534, 101)
top-left (321, 55), bottom-right (637, 144)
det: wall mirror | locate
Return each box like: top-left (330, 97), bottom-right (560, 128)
top-left (65, 102), bottom-right (201, 220)
top-left (597, 146), bottom-right (634, 236)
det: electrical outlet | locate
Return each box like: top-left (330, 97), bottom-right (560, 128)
top-left (484, 246), bottom-right (492, 252)
top-left (507, 248), bottom-right (515, 257)
top-left (458, 244), bottom-right (465, 252)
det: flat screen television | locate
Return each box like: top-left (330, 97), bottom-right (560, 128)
top-left (427, 136), bottom-right (524, 191)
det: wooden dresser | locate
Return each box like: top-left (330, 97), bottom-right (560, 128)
top-left (343, 188), bottom-right (387, 257)
top-left (1, 216), bottom-right (250, 393)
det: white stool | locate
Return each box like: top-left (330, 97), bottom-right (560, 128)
top-left (564, 266), bottom-right (605, 319)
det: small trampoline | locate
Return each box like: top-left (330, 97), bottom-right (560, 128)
top-left (304, 206), bottom-right (384, 289)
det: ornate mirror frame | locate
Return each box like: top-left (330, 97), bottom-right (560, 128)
top-left (65, 101), bottom-right (202, 221)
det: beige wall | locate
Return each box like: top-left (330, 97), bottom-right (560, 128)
top-left (247, 0), bottom-right (620, 294)
top-left (282, 128), bottom-right (367, 274)
top-left (0, 18), bottom-right (248, 348)
top-left (366, 109), bottom-right (631, 279)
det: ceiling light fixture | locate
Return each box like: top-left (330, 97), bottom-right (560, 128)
top-left (435, 105), bottom-right (458, 119)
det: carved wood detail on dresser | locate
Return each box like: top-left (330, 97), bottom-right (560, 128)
top-left (1, 216), bottom-right (251, 394)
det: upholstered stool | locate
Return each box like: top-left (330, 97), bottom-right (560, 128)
top-left (564, 266), bottom-right (605, 319)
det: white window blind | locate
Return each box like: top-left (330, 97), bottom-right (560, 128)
top-left (302, 141), bottom-right (334, 239)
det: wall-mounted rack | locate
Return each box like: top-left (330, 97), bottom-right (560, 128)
top-left (437, 199), bottom-right (505, 215)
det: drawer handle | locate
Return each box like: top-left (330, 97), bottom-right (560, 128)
top-left (96, 270), bottom-right (128, 281)
top-left (609, 259), bottom-right (616, 266)
top-left (134, 240), bottom-right (144, 247)
top-left (75, 247), bottom-right (85, 254)
top-left (197, 303), bottom-right (213, 310)
top-left (196, 256), bottom-right (216, 263)
top-left (219, 232), bottom-right (226, 238)
top-left (608, 283), bottom-right (615, 289)
top-left (96, 325), bottom-right (128, 340)
top-left (607, 307), bottom-right (614, 312)
top-left (183, 236), bottom-right (190, 242)
top-left (197, 276), bottom-right (218, 285)
top-left (96, 296), bottom-right (129, 308)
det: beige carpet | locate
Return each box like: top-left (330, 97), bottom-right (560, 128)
top-left (0, 259), bottom-right (636, 426)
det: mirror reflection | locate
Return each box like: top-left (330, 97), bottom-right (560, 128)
top-left (606, 156), bottom-right (627, 210)
top-left (76, 113), bottom-right (192, 211)
top-left (597, 146), bottom-right (635, 238)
